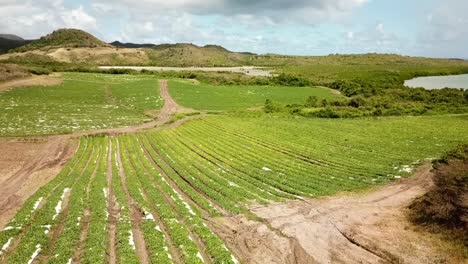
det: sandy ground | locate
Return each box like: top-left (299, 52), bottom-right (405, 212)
top-left (99, 66), bottom-right (274, 77)
top-left (211, 163), bottom-right (460, 264)
top-left (0, 136), bottom-right (77, 228)
top-left (0, 73), bottom-right (63, 92)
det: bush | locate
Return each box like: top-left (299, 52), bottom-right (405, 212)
top-left (264, 99), bottom-right (282, 113)
top-left (304, 96), bottom-right (318, 107)
top-left (330, 80), bottom-right (362, 96)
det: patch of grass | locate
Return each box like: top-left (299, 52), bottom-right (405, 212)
top-left (0, 72), bottom-right (162, 136)
top-left (168, 80), bottom-right (343, 111)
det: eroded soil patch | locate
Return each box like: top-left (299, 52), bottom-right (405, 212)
top-left (0, 136), bottom-right (77, 228)
top-left (213, 163), bottom-right (460, 263)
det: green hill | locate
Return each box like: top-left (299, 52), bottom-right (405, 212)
top-left (14, 29), bottom-right (111, 52)
top-left (145, 43), bottom-right (251, 66)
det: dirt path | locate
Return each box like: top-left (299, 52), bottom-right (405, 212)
top-left (212, 163), bottom-right (456, 264)
top-left (0, 74), bottom-right (63, 92)
top-left (71, 80), bottom-right (193, 137)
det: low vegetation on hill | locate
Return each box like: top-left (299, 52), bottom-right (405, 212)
top-left (145, 43), bottom-right (250, 67)
top-left (13, 29), bottom-right (110, 52)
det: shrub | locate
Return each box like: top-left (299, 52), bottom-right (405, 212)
top-left (304, 96), bottom-right (318, 107)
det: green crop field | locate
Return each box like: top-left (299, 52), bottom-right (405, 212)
top-left (1, 114), bottom-right (467, 263)
top-left (168, 80), bottom-right (342, 110)
top-left (0, 73), bottom-right (162, 136)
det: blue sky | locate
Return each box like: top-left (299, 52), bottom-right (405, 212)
top-left (1, 0), bottom-right (467, 58)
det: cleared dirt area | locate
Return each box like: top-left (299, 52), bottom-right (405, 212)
top-left (0, 73), bottom-right (62, 92)
top-left (212, 163), bottom-right (461, 264)
top-left (0, 136), bottom-right (77, 228)
top-left (99, 66), bottom-right (274, 77)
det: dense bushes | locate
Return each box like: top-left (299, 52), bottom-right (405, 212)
top-left (408, 145), bottom-right (468, 245)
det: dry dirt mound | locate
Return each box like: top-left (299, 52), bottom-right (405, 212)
top-left (0, 73), bottom-right (62, 92)
top-left (212, 163), bottom-right (460, 264)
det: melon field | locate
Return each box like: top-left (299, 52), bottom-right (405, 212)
top-left (0, 73), bottom-right (162, 136)
top-left (0, 68), bottom-right (467, 263)
top-left (0, 104), bottom-right (467, 263)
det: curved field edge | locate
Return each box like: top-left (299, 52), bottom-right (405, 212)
top-left (1, 114), bottom-right (467, 262)
top-left (167, 79), bottom-right (343, 111)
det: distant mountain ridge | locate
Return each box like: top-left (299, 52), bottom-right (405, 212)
top-left (110, 41), bottom-right (156, 48)
top-left (0, 34), bottom-right (34, 54)
top-left (0, 34), bottom-right (25, 41)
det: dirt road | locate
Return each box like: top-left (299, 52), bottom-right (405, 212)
top-left (213, 163), bottom-right (459, 264)
top-left (72, 80), bottom-right (194, 137)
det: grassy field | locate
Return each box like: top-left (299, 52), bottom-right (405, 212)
top-left (168, 80), bottom-right (342, 110)
top-left (1, 114), bottom-right (467, 263)
top-left (0, 73), bottom-right (162, 136)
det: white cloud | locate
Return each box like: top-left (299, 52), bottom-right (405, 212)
top-left (0, 1), bottom-right (97, 39)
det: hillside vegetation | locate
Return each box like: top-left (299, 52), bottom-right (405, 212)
top-left (13, 29), bottom-right (110, 52)
top-left (145, 43), bottom-right (251, 66)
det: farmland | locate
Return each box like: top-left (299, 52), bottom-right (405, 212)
top-left (0, 111), bottom-right (467, 263)
top-left (0, 73), bottom-right (162, 136)
top-left (168, 80), bottom-right (342, 111)
top-left (0, 27), bottom-right (468, 264)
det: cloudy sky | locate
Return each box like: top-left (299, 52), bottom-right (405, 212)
top-left (0, 0), bottom-right (467, 57)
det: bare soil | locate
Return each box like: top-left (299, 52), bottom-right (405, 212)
top-left (212, 163), bottom-right (460, 264)
top-left (0, 136), bottom-right (77, 228)
top-left (0, 73), bottom-right (63, 92)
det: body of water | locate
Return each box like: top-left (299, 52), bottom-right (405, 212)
top-left (404, 74), bottom-right (468, 90)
